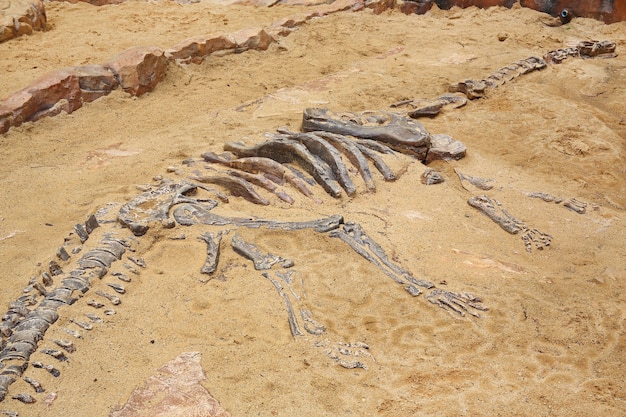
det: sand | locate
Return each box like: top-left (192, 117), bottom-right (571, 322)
top-left (0, 2), bottom-right (625, 416)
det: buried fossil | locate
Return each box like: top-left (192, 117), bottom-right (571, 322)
top-left (444, 40), bottom-right (616, 99)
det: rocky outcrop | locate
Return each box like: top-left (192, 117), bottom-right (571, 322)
top-left (0, 0), bottom-right (46, 43)
top-left (0, 66), bottom-right (118, 130)
top-left (166, 34), bottom-right (237, 64)
top-left (0, 0), bottom-right (370, 134)
top-left (231, 27), bottom-right (274, 51)
top-left (104, 46), bottom-right (168, 97)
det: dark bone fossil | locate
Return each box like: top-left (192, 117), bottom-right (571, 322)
top-left (445, 40), bottom-right (616, 99)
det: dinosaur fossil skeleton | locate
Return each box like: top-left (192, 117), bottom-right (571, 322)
top-left (0, 39), bottom-right (616, 409)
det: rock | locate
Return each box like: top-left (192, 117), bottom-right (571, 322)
top-left (426, 133), bottom-right (466, 164)
top-left (165, 34), bottom-right (236, 64)
top-left (0, 66), bottom-right (118, 133)
top-left (110, 352), bottom-right (231, 417)
top-left (231, 27), bottom-right (274, 52)
top-left (307, 0), bottom-right (364, 17)
top-left (77, 0), bottom-right (126, 5)
top-left (0, 71), bottom-right (81, 128)
top-left (393, 0), bottom-right (437, 15)
top-left (72, 65), bottom-right (120, 102)
top-left (0, 0), bottom-right (46, 44)
top-left (365, 0), bottom-right (394, 14)
top-left (266, 14), bottom-right (308, 39)
top-left (271, 14), bottom-right (309, 29)
top-left (0, 105), bottom-right (12, 134)
top-left (105, 46), bottom-right (167, 96)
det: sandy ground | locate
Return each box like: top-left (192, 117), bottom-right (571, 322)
top-left (0, 2), bottom-right (625, 416)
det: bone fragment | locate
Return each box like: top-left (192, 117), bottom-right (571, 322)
top-left (224, 139), bottom-right (342, 198)
top-left (173, 203), bottom-right (343, 233)
top-left (199, 232), bottom-right (222, 275)
top-left (231, 234), bottom-right (293, 270)
top-left (262, 272), bottom-right (303, 338)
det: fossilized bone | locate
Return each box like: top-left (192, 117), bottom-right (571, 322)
top-left (467, 195), bottom-right (552, 252)
top-left (302, 107), bottom-right (432, 160)
top-left (544, 40), bottom-right (617, 64)
top-left (449, 56), bottom-right (547, 99)
top-left (391, 93), bottom-right (467, 118)
top-left (446, 40), bottom-right (616, 100)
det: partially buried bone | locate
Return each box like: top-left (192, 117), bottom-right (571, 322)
top-left (173, 203), bottom-right (343, 233)
top-left (421, 169), bottom-right (444, 185)
top-left (300, 309), bottom-right (326, 335)
top-left (468, 195), bottom-right (552, 252)
top-left (202, 152), bottom-right (319, 203)
top-left (226, 169), bottom-right (295, 204)
top-left (454, 169), bottom-right (494, 191)
top-left (329, 222), bottom-right (434, 294)
top-left (302, 108), bottom-right (431, 161)
top-left (390, 93), bottom-right (467, 118)
top-left (426, 134), bottom-right (466, 164)
top-left (224, 139), bottom-right (342, 198)
top-left (425, 289), bottom-right (488, 318)
top-left (273, 130), bottom-right (356, 196)
top-left (190, 174), bottom-right (270, 206)
top-left (449, 56), bottom-right (547, 99)
top-left (231, 234), bottom-right (294, 270)
top-left (262, 272), bottom-right (303, 338)
top-left (199, 232), bottom-right (222, 275)
top-left (118, 182), bottom-right (217, 236)
top-left (467, 195), bottom-right (525, 234)
top-left (307, 131), bottom-right (376, 192)
top-left (355, 143), bottom-right (396, 181)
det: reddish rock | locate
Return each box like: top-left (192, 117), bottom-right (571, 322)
top-left (266, 14), bottom-right (309, 39)
top-left (366, 0), bottom-right (395, 14)
top-left (388, 0), bottom-right (626, 23)
top-left (265, 24), bottom-right (292, 40)
top-left (0, 65), bottom-right (118, 134)
top-left (395, 0), bottom-right (434, 14)
top-left (272, 14), bottom-right (309, 29)
top-left (2, 71), bottom-right (82, 127)
top-left (165, 34), bottom-right (236, 64)
top-left (72, 65), bottom-right (119, 102)
top-left (307, 0), bottom-right (365, 18)
top-left (105, 46), bottom-right (167, 96)
top-left (520, 0), bottom-right (626, 23)
top-left (230, 27), bottom-right (274, 51)
top-left (0, 0), bottom-right (47, 43)
top-left (47, 0), bottom-right (125, 5)
top-left (0, 105), bottom-right (12, 134)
